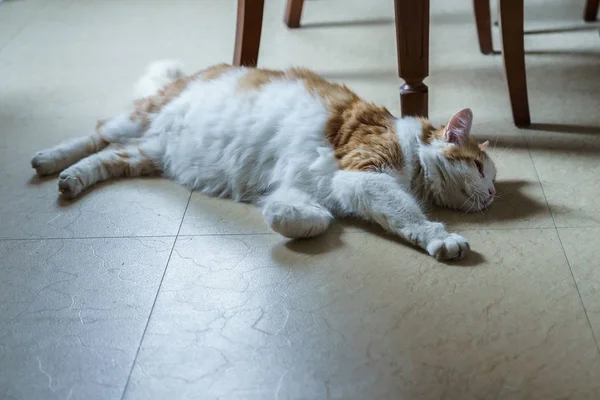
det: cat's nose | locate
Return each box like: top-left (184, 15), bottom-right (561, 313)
top-left (488, 188), bottom-right (496, 197)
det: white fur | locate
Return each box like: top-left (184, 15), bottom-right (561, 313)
top-left (30, 62), bottom-right (499, 261)
top-left (134, 59), bottom-right (186, 98)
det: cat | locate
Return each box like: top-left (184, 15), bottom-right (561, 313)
top-left (31, 61), bottom-right (497, 261)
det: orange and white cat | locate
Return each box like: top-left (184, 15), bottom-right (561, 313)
top-left (31, 61), bottom-right (496, 261)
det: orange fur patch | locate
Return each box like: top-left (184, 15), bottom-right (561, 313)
top-left (418, 118), bottom-right (445, 144)
top-left (442, 137), bottom-right (486, 162)
top-left (132, 75), bottom-right (195, 128)
top-left (237, 68), bottom-right (284, 91)
top-left (101, 148), bottom-right (158, 178)
top-left (285, 68), bottom-right (402, 171)
top-left (197, 63), bottom-right (235, 81)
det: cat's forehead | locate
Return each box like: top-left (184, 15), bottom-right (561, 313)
top-left (442, 137), bottom-right (487, 161)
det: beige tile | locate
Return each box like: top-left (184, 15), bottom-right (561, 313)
top-left (526, 130), bottom-right (600, 228)
top-left (0, 1), bottom-right (237, 118)
top-left (126, 229), bottom-right (600, 399)
top-left (0, 236), bottom-right (174, 400)
top-left (558, 227), bottom-right (600, 343)
top-left (179, 193), bottom-right (269, 235)
top-left (0, 0), bottom-right (72, 51)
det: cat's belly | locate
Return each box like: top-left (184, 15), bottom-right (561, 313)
top-left (159, 78), bottom-right (337, 202)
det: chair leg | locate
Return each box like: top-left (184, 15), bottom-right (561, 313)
top-left (473, 0), bottom-right (494, 54)
top-left (285, 0), bottom-right (305, 28)
top-left (233, 0), bottom-right (265, 67)
top-left (394, 0), bottom-right (430, 118)
top-left (584, 0), bottom-right (599, 21)
top-left (498, 0), bottom-right (530, 127)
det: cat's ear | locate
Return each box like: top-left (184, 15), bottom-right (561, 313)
top-left (444, 108), bottom-right (473, 145)
top-left (479, 140), bottom-right (489, 151)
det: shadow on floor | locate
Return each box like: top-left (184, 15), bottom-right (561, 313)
top-left (525, 123), bottom-right (600, 134)
top-left (524, 24), bottom-right (600, 35)
top-left (300, 17), bottom-right (395, 29)
top-left (429, 180), bottom-right (551, 226)
top-left (479, 128), bottom-right (600, 154)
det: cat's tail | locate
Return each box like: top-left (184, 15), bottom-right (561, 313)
top-left (134, 59), bottom-right (186, 99)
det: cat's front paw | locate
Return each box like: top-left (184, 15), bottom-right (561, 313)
top-left (426, 233), bottom-right (470, 261)
top-left (58, 172), bottom-right (84, 199)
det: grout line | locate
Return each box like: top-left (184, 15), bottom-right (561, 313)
top-left (120, 191), bottom-right (193, 400)
top-left (555, 228), bottom-right (600, 352)
top-left (522, 131), bottom-right (600, 353)
top-left (0, 235), bottom-right (178, 241)
top-left (0, 23), bottom-right (28, 56)
top-left (2, 225), bottom-right (599, 243)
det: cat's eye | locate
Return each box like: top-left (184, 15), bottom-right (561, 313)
top-left (474, 160), bottom-right (484, 178)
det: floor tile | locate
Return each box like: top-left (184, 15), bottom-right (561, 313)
top-left (179, 194), bottom-right (269, 236)
top-left (0, 237), bottom-right (174, 400)
top-left (526, 129), bottom-right (600, 228)
top-left (124, 229), bottom-right (600, 400)
top-left (0, 0), bottom-right (73, 52)
top-left (558, 227), bottom-right (600, 346)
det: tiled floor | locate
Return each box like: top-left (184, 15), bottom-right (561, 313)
top-left (1, 0), bottom-right (599, 399)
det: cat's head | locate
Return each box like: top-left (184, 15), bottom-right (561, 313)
top-left (419, 108), bottom-right (496, 212)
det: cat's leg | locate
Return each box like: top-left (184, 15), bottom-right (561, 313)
top-left (331, 170), bottom-right (469, 261)
top-left (261, 188), bottom-right (333, 239)
top-left (57, 141), bottom-right (161, 199)
top-left (31, 113), bottom-right (145, 176)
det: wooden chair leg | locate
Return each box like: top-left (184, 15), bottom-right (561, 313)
top-left (285, 0), bottom-right (305, 28)
top-left (498, 0), bottom-right (530, 127)
top-left (233, 0), bottom-right (265, 67)
top-left (584, 0), bottom-right (599, 21)
top-left (473, 0), bottom-right (494, 54)
top-left (394, 0), bottom-right (430, 118)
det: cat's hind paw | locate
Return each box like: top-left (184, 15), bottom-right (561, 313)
top-left (426, 233), bottom-right (470, 261)
top-left (31, 151), bottom-right (59, 176)
top-left (58, 172), bottom-right (84, 199)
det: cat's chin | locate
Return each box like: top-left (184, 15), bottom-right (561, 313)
top-left (437, 202), bottom-right (493, 213)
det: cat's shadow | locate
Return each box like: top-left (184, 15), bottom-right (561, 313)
top-left (428, 179), bottom-right (549, 225)
top-left (273, 218), bottom-right (486, 267)
top-left (272, 224), bottom-right (485, 267)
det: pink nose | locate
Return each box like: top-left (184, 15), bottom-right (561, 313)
top-left (488, 188), bottom-right (496, 197)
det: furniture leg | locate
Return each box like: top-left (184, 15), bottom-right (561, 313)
top-left (394, 0), bottom-right (430, 118)
top-left (498, 0), bottom-right (530, 126)
top-left (285, 0), bottom-right (305, 28)
top-left (233, 0), bottom-right (265, 67)
top-left (584, 0), bottom-right (599, 21)
top-left (473, 0), bottom-right (494, 54)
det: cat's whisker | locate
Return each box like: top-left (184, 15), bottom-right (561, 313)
top-left (492, 136), bottom-right (499, 157)
top-left (460, 192), bottom-right (477, 209)
top-left (496, 144), bottom-right (514, 159)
